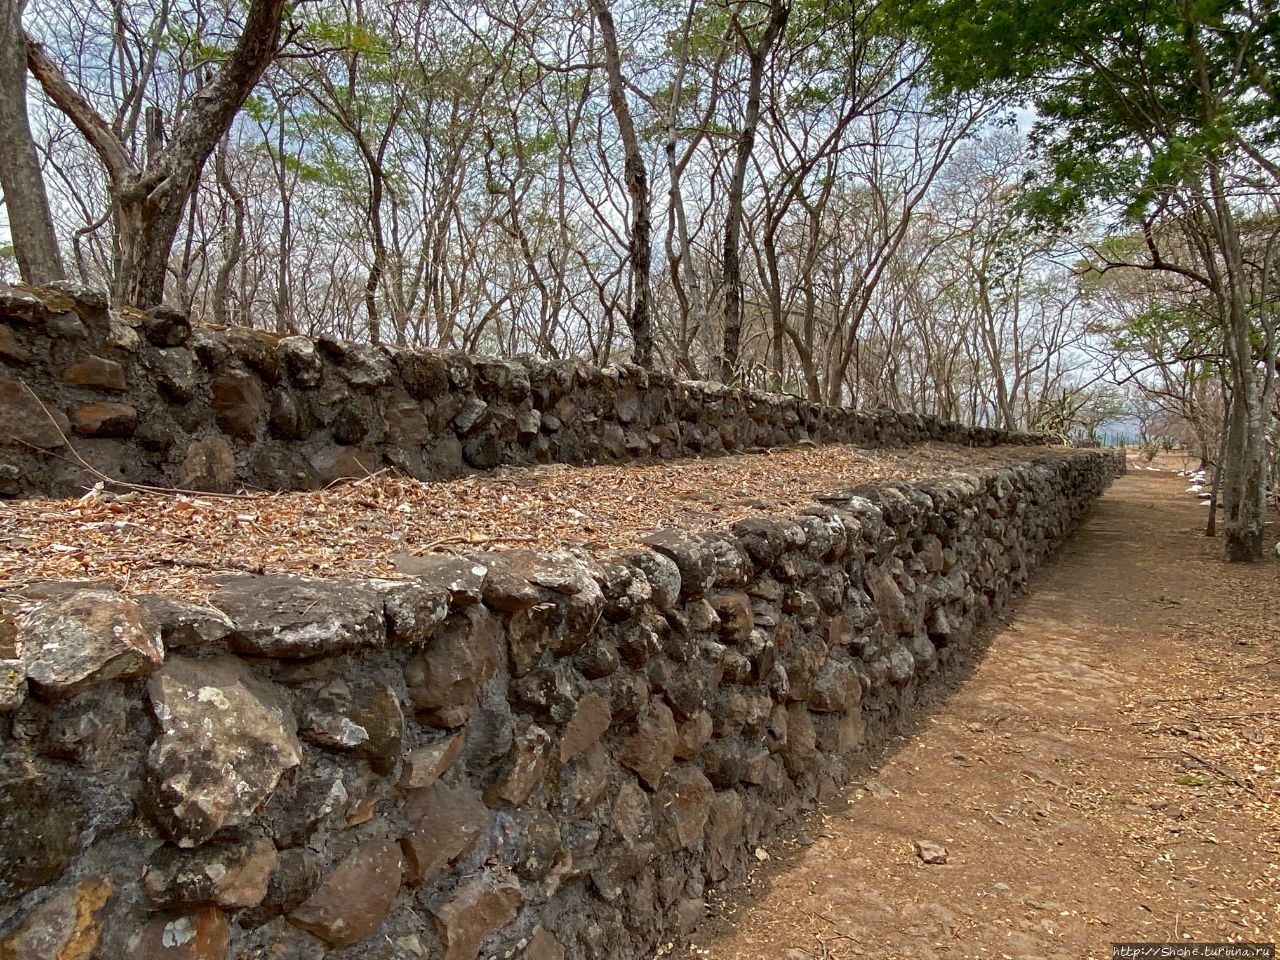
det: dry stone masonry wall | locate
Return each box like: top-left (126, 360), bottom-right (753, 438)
top-left (0, 282), bottom-right (1047, 499)
top-left (0, 446), bottom-right (1123, 960)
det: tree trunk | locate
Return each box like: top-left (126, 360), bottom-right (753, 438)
top-left (718, 0), bottom-right (789, 382)
top-left (589, 0), bottom-right (654, 369)
top-left (0, 0), bottom-right (62, 284)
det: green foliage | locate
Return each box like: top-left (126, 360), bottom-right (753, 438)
top-left (887, 0), bottom-right (1280, 228)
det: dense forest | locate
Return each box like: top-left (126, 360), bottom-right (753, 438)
top-left (0, 0), bottom-right (1277, 558)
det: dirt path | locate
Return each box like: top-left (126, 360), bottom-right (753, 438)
top-left (685, 461), bottom-right (1280, 960)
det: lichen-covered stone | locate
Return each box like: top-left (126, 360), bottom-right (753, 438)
top-left (129, 906), bottom-right (230, 960)
top-left (808, 657), bottom-right (862, 713)
top-left (136, 595), bottom-right (233, 650)
top-left (300, 678), bottom-right (404, 775)
top-left (146, 656), bottom-right (302, 847)
top-left (289, 839), bottom-right (402, 947)
top-left (21, 590), bottom-right (163, 700)
top-left (144, 836), bottom-right (278, 908)
top-left (0, 875), bottom-right (113, 960)
top-left (641, 531), bottom-right (716, 599)
top-left (394, 554), bottom-right (488, 605)
top-left (622, 550), bottom-right (681, 611)
top-left (211, 575), bottom-right (385, 658)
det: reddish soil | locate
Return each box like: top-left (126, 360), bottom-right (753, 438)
top-left (683, 458), bottom-right (1280, 960)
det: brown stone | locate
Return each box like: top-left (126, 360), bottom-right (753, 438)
top-left (706, 791), bottom-right (745, 881)
top-left (21, 590), bottom-right (163, 700)
top-left (0, 324), bottom-right (28, 363)
top-left (403, 607), bottom-right (500, 728)
top-left (73, 401), bottom-right (136, 437)
top-left (0, 379), bottom-right (66, 448)
top-left (0, 876), bottom-right (113, 960)
top-left (559, 692), bottom-right (611, 762)
top-left (432, 880), bottom-right (523, 960)
top-left (130, 907), bottom-right (230, 960)
top-left (674, 710), bottom-right (713, 760)
top-left (655, 765), bottom-right (714, 850)
top-left (564, 741), bottom-right (611, 815)
top-left (211, 369), bottom-right (266, 439)
top-left (399, 733), bottom-right (464, 789)
top-left (865, 564), bottom-right (913, 635)
top-left (619, 699), bottom-right (678, 789)
top-left (523, 927), bottom-right (566, 960)
top-left (289, 840), bottom-right (402, 947)
top-left (782, 702), bottom-right (819, 776)
top-left (400, 782), bottom-right (489, 884)
top-left (380, 389), bottom-right (431, 446)
top-left (62, 355), bottom-right (126, 391)
top-left (309, 445), bottom-right (379, 485)
top-left (485, 724), bottom-right (551, 806)
top-left (709, 591), bottom-right (754, 642)
top-left (611, 778), bottom-right (652, 844)
top-left (144, 837), bottom-right (278, 909)
top-left (179, 436), bottom-right (236, 492)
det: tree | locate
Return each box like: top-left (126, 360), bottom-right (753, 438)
top-left (891, 0), bottom-right (1280, 561)
top-left (718, 0), bottom-right (789, 382)
top-left (588, 0), bottom-right (654, 368)
top-left (0, 0), bottom-right (62, 283)
top-left (22, 0), bottom-right (288, 306)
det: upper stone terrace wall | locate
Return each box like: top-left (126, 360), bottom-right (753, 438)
top-left (0, 283), bottom-right (1049, 498)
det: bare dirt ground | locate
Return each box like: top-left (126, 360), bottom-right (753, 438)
top-left (684, 456), bottom-right (1280, 960)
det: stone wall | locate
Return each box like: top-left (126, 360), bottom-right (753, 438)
top-left (0, 447), bottom-right (1124, 960)
top-left (0, 283), bottom-right (1048, 499)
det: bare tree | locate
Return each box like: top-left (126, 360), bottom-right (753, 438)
top-left (23, 0), bottom-right (287, 306)
top-left (0, 0), bottom-right (62, 283)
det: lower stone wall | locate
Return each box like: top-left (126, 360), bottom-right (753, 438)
top-left (0, 448), bottom-right (1123, 960)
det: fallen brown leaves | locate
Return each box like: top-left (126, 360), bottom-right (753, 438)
top-left (0, 442), bottom-right (1058, 602)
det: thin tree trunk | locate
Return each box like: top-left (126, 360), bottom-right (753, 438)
top-left (212, 136), bottom-right (243, 326)
top-left (0, 0), bottom-right (62, 283)
top-left (718, 0), bottom-right (789, 382)
top-left (588, 0), bottom-right (653, 368)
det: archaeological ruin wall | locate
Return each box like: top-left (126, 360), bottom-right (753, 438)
top-left (0, 281), bottom-right (1125, 960)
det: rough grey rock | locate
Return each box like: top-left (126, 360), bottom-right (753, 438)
top-left (146, 656), bottom-right (303, 847)
top-left (211, 575), bottom-right (386, 657)
top-left (21, 589), bottom-right (164, 699)
top-left (0, 776), bottom-right (85, 905)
